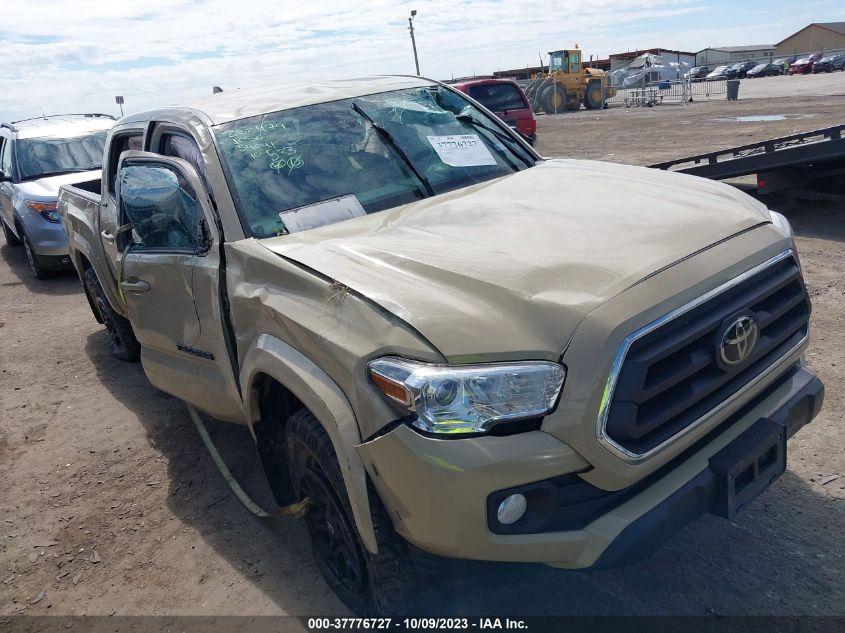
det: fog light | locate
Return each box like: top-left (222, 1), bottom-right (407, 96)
top-left (496, 493), bottom-right (527, 525)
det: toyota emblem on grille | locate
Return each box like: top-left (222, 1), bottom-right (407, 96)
top-left (719, 314), bottom-right (759, 366)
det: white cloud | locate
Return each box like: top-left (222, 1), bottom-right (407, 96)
top-left (1, 0), bottom-right (841, 121)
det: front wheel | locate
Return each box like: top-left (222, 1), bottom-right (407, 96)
top-left (21, 232), bottom-right (54, 279)
top-left (83, 267), bottom-right (141, 362)
top-left (286, 409), bottom-right (417, 614)
top-left (539, 84), bottom-right (570, 114)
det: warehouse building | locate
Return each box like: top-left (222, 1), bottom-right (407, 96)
top-left (775, 22), bottom-right (845, 56)
top-left (695, 45), bottom-right (775, 66)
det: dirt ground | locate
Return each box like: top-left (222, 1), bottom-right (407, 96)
top-left (1, 91), bottom-right (844, 619)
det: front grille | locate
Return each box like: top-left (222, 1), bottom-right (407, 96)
top-left (603, 253), bottom-right (810, 457)
top-left (490, 362), bottom-right (819, 536)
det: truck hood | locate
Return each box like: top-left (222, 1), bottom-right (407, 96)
top-left (260, 159), bottom-right (770, 361)
top-left (15, 170), bottom-right (100, 200)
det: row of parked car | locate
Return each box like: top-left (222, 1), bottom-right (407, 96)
top-left (689, 52), bottom-right (845, 82)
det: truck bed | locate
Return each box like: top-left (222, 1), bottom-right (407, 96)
top-left (60, 180), bottom-right (101, 238)
top-left (61, 178), bottom-right (101, 200)
top-left (58, 176), bottom-right (132, 321)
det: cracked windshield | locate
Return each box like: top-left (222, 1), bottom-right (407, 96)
top-left (215, 85), bottom-right (535, 237)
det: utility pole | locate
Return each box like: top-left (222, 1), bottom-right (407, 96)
top-left (408, 10), bottom-right (420, 76)
top-left (115, 96), bottom-right (124, 117)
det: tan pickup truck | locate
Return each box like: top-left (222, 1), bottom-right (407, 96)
top-left (59, 76), bottom-right (823, 614)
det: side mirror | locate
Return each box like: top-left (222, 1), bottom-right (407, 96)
top-left (118, 163), bottom-right (184, 231)
top-left (115, 156), bottom-right (212, 251)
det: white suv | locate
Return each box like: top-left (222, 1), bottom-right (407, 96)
top-left (0, 114), bottom-right (113, 278)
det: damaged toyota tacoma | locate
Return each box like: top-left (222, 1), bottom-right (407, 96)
top-left (58, 76), bottom-right (823, 613)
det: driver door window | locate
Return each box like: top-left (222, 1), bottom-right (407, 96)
top-left (107, 134), bottom-right (143, 197)
top-left (159, 133), bottom-right (213, 196)
top-left (118, 163), bottom-right (203, 250)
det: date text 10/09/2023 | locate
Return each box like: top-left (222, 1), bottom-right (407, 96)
top-left (307, 618), bottom-right (529, 630)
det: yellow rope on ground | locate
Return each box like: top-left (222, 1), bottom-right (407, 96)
top-left (186, 404), bottom-right (311, 519)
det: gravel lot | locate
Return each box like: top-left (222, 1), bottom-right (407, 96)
top-left (1, 87), bottom-right (843, 619)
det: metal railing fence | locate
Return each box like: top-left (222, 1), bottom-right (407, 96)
top-left (603, 77), bottom-right (726, 108)
top-left (519, 76), bottom-right (728, 114)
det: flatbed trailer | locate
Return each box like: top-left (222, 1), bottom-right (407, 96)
top-left (650, 124), bottom-right (845, 194)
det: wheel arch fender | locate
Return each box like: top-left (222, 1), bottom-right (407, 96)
top-left (240, 333), bottom-right (378, 554)
top-left (78, 258), bottom-right (104, 324)
top-left (67, 232), bottom-right (125, 318)
top-left (68, 231), bottom-right (110, 324)
top-left (4, 208), bottom-right (22, 239)
top-left (12, 208), bottom-right (28, 239)
top-left (68, 228), bottom-right (96, 278)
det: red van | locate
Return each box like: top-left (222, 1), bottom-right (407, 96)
top-left (451, 78), bottom-right (537, 145)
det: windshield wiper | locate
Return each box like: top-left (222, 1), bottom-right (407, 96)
top-left (455, 113), bottom-right (535, 169)
top-left (351, 102), bottom-right (435, 197)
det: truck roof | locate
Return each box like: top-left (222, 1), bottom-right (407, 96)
top-left (121, 75), bottom-right (434, 126)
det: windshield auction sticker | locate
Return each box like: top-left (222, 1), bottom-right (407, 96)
top-left (427, 134), bottom-right (496, 167)
top-left (279, 194), bottom-right (366, 233)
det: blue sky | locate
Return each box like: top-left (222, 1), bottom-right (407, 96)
top-left (1, 0), bottom-right (843, 121)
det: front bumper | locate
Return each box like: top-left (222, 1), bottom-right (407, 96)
top-left (592, 363), bottom-right (822, 568)
top-left (18, 208), bottom-right (70, 257)
top-left (357, 363), bottom-right (822, 567)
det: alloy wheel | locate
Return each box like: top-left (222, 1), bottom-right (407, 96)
top-left (300, 462), bottom-right (366, 593)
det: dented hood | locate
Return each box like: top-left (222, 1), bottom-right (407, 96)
top-left (259, 159), bottom-right (770, 361)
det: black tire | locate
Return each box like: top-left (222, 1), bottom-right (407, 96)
top-left (2, 219), bottom-right (21, 246)
top-left (286, 409), bottom-right (416, 615)
top-left (528, 77), bottom-right (553, 113)
top-left (540, 84), bottom-right (569, 114)
top-left (21, 231), bottom-right (54, 279)
top-left (83, 267), bottom-right (141, 362)
top-left (584, 80), bottom-right (603, 110)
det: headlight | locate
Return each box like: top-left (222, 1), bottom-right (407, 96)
top-left (770, 210), bottom-right (793, 237)
top-left (25, 200), bottom-right (60, 223)
top-left (368, 356), bottom-right (565, 436)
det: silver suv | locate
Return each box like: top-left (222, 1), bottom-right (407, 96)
top-left (0, 114), bottom-right (114, 278)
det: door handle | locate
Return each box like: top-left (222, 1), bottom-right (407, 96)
top-left (101, 229), bottom-right (115, 242)
top-left (120, 279), bottom-right (151, 293)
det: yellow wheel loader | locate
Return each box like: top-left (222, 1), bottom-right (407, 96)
top-left (525, 49), bottom-right (616, 114)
